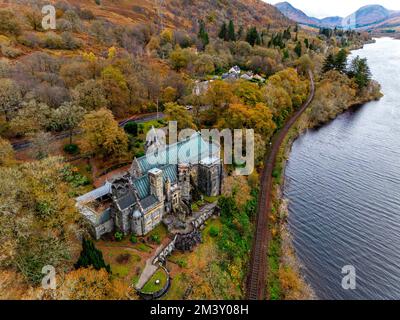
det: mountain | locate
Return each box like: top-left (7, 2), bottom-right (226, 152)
top-left (275, 2), bottom-right (319, 26)
top-left (275, 1), bottom-right (400, 31)
top-left (320, 16), bottom-right (343, 28)
top-left (351, 5), bottom-right (391, 27)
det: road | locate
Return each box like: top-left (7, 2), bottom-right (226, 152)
top-left (245, 71), bottom-right (315, 300)
top-left (11, 112), bottom-right (165, 151)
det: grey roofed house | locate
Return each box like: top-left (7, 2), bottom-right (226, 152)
top-left (76, 132), bottom-right (223, 239)
top-left (240, 73), bottom-right (253, 81)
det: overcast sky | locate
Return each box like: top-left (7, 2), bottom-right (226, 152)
top-left (266, 0), bottom-right (400, 18)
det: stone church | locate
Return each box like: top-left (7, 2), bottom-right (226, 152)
top-left (76, 132), bottom-right (223, 239)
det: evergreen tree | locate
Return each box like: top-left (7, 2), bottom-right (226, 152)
top-left (283, 49), bottom-right (289, 60)
top-left (294, 41), bottom-right (302, 57)
top-left (304, 38), bottom-right (309, 49)
top-left (348, 56), bottom-right (371, 90)
top-left (283, 27), bottom-right (291, 40)
top-left (218, 22), bottom-right (227, 40)
top-left (197, 19), bottom-right (209, 49)
top-left (228, 20), bottom-right (236, 41)
top-left (237, 25), bottom-right (244, 40)
top-left (335, 49), bottom-right (348, 73)
top-left (246, 27), bottom-right (260, 46)
top-left (75, 238), bottom-right (111, 273)
top-left (322, 53), bottom-right (336, 73)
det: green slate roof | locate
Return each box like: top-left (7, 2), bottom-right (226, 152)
top-left (136, 132), bottom-right (218, 173)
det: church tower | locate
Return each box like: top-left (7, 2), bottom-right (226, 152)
top-left (178, 163), bottom-right (191, 202)
top-left (149, 168), bottom-right (164, 202)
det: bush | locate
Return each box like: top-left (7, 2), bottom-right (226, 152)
top-left (64, 143), bottom-right (79, 155)
top-left (115, 231), bottom-right (124, 242)
top-left (124, 122), bottom-right (138, 136)
top-left (17, 32), bottom-right (42, 48)
top-left (1, 45), bottom-right (22, 58)
top-left (61, 165), bottom-right (90, 187)
top-left (150, 233), bottom-right (161, 244)
top-left (130, 235), bottom-right (138, 244)
top-left (44, 32), bottom-right (64, 49)
top-left (209, 225), bottom-right (220, 237)
top-left (0, 10), bottom-right (21, 36)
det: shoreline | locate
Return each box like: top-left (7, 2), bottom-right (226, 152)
top-left (273, 83), bottom-right (384, 299)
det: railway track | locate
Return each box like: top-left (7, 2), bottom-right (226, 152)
top-left (246, 71), bottom-right (315, 300)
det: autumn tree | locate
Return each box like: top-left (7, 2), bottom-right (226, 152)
top-left (194, 54), bottom-right (215, 76)
top-left (0, 157), bottom-right (79, 283)
top-left (164, 102), bottom-right (196, 130)
top-left (58, 267), bottom-right (129, 300)
top-left (25, 10), bottom-right (43, 31)
top-left (169, 47), bottom-right (190, 71)
top-left (10, 100), bottom-right (53, 137)
top-left (52, 102), bottom-right (86, 144)
top-left (31, 131), bottom-right (53, 159)
top-left (0, 137), bottom-right (15, 167)
top-left (79, 108), bottom-right (128, 159)
top-left (218, 103), bottom-right (276, 140)
top-left (233, 80), bottom-right (262, 106)
top-left (0, 79), bottom-right (22, 122)
top-left (101, 65), bottom-right (129, 116)
top-left (72, 79), bottom-right (108, 111)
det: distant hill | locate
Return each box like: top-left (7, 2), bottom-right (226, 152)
top-left (65, 0), bottom-right (292, 30)
top-left (275, 2), bottom-right (319, 26)
top-left (275, 1), bottom-right (400, 31)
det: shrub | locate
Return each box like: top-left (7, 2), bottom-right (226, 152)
top-left (150, 233), bottom-right (161, 244)
top-left (176, 258), bottom-right (188, 268)
top-left (17, 32), bottom-right (42, 48)
top-left (115, 231), bottom-right (124, 242)
top-left (44, 32), bottom-right (64, 49)
top-left (61, 165), bottom-right (90, 187)
top-left (124, 122), bottom-right (138, 136)
top-left (64, 143), bottom-right (79, 155)
top-left (135, 151), bottom-right (145, 158)
top-left (0, 10), bottom-right (21, 36)
top-left (1, 45), bottom-right (22, 58)
top-left (130, 235), bottom-right (138, 244)
top-left (209, 225), bottom-right (220, 238)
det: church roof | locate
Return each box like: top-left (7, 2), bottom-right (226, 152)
top-left (136, 132), bottom-right (218, 173)
top-left (76, 181), bottom-right (112, 204)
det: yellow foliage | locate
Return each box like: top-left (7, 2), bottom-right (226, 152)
top-left (58, 267), bottom-right (129, 300)
top-left (82, 52), bottom-right (97, 64)
top-left (79, 108), bottom-right (128, 159)
top-left (108, 46), bottom-right (117, 59)
top-left (222, 175), bottom-right (252, 209)
top-left (0, 137), bottom-right (15, 167)
top-left (164, 102), bottom-right (196, 130)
